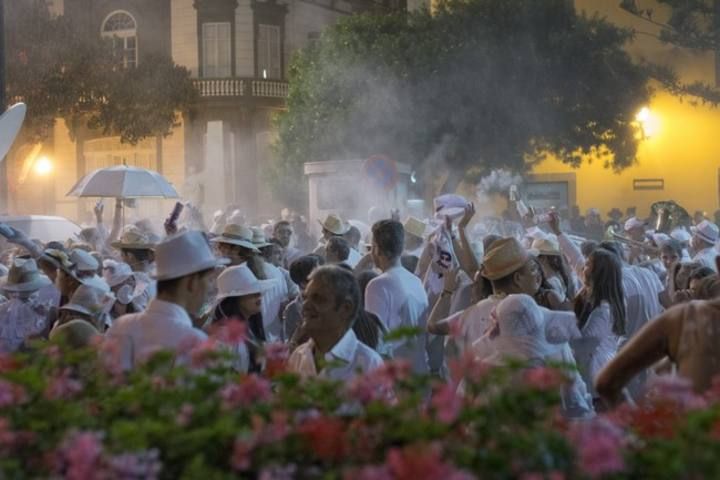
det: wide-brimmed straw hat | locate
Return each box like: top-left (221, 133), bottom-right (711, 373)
top-left (111, 226), bottom-right (156, 250)
top-left (529, 237), bottom-right (561, 257)
top-left (210, 224), bottom-right (259, 252)
top-left (2, 258), bottom-right (52, 293)
top-left (318, 214), bottom-right (350, 236)
top-left (154, 231), bottom-right (229, 281)
top-left (214, 264), bottom-right (274, 304)
top-left (60, 284), bottom-right (115, 317)
top-left (480, 237), bottom-right (530, 281)
top-left (403, 217), bottom-right (430, 240)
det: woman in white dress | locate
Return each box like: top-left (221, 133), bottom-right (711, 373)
top-left (571, 248), bottom-right (626, 401)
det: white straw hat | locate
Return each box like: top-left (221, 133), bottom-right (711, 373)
top-left (210, 224), bottom-right (259, 252)
top-left (215, 264), bottom-right (274, 303)
top-left (2, 258), bottom-right (51, 293)
top-left (154, 231), bottom-right (229, 281)
top-left (318, 214), bottom-right (350, 236)
top-left (693, 220), bottom-right (719, 244)
top-left (111, 225), bottom-right (156, 250)
top-left (251, 227), bottom-right (272, 248)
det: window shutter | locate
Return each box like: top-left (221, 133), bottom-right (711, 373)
top-left (202, 23), bottom-right (231, 78)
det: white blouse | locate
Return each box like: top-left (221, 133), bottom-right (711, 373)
top-left (570, 301), bottom-right (619, 398)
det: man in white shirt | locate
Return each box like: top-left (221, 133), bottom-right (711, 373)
top-left (427, 237), bottom-right (541, 358)
top-left (272, 221), bottom-right (303, 268)
top-left (365, 220), bottom-right (430, 374)
top-left (288, 266), bottom-right (383, 380)
top-left (106, 231), bottom-right (225, 370)
top-left (690, 220), bottom-right (719, 272)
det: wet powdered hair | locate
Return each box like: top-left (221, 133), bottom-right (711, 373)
top-left (308, 265), bottom-right (361, 326)
top-left (574, 248), bottom-right (626, 336)
top-left (372, 220), bottom-right (404, 260)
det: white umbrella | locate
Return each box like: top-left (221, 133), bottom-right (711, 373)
top-left (66, 165), bottom-right (178, 199)
top-left (0, 103), bottom-right (27, 163)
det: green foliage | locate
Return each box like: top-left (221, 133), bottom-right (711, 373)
top-left (5, 0), bottom-right (197, 145)
top-left (272, 0), bottom-right (659, 204)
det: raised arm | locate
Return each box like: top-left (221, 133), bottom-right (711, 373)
top-left (550, 212), bottom-right (586, 281)
top-left (456, 203), bottom-right (480, 278)
top-left (427, 268), bottom-right (461, 336)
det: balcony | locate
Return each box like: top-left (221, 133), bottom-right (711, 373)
top-left (193, 78), bottom-right (289, 100)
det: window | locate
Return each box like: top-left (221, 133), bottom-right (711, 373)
top-left (202, 22), bottom-right (232, 78)
top-left (257, 24), bottom-right (281, 79)
top-left (101, 11), bottom-right (138, 68)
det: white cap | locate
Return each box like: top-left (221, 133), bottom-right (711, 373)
top-left (693, 220), bottom-right (719, 244)
top-left (624, 217), bottom-right (646, 232)
top-left (70, 249), bottom-right (99, 272)
top-left (154, 231), bottom-right (229, 281)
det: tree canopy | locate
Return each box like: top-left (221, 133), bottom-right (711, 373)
top-left (271, 0), bottom-right (718, 205)
top-left (6, 0), bottom-right (197, 145)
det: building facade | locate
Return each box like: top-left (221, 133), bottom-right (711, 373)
top-left (12, 0), bottom-right (399, 225)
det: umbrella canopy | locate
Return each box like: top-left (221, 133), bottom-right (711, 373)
top-left (0, 103), bottom-right (27, 163)
top-left (67, 165), bottom-right (179, 199)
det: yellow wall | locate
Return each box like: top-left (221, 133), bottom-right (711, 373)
top-left (530, 1), bottom-right (720, 217)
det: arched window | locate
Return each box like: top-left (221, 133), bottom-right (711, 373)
top-left (101, 11), bottom-right (138, 68)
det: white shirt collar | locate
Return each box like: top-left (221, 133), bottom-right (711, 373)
top-left (326, 328), bottom-right (358, 364)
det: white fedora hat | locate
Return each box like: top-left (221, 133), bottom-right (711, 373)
top-left (210, 224), bottom-right (259, 252)
top-left (60, 284), bottom-right (115, 318)
top-left (215, 264), bottom-right (274, 304)
top-left (2, 258), bottom-right (52, 293)
top-left (70, 248), bottom-right (99, 273)
top-left (318, 214), bottom-right (350, 235)
top-left (251, 227), bottom-right (272, 248)
top-left (155, 231), bottom-right (229, 281)
top-left (693, 220), bottom-right (719, 244)
top-left (102, 259), bottom-right (133, 287)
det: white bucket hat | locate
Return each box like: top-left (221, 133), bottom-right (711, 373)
top-left (70, 248), bottom-right (99, 273)
top-left (215, 264), bottom-right (274, 303)
top-left (2, 258), bottom-right (51, 293)
top-left (433, 194), bottom-right (467, 220)
top-left (60, 284), bottom-right (115, 318)
top-left (693, 220), bottom-right (719, 244)
top-left (211, 224), bottom-right (259, 252)
top-left (155, 231), bottom-right (229, 281)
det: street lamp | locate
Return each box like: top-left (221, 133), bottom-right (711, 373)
top-left (34, 156), bottom-right (53, 176)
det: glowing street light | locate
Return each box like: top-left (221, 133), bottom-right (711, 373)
top-left (635, 106), bottom-right (660, 139)
top-left (34, 156), bottom-right (53, 176)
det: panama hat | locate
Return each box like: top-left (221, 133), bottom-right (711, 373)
top-left (210, 224), bottom-right (259, 252)
top-left (692, 220), bottom-right (719, 245)
top-left (480, 237), bottom-right (530, 281)
top-left (2, 258), bottom-right (52, 293)
top-left (214, 264), bottom-right (275, 304)
top-left (60, 284), bottom-right (115, 318)
top-left (251, 227), bottom-right (273, 248)
top-left (69, 248), bottom-right (99, 273)
top-left (318, 214), bottom-right (350, 236)
top-left (38, 248), bottom-right (74, 275)
top-left (154, 231), bottom-right (229, 281)
top-left (403, 217), bottom-right (430, 240)
top-left (111, 226), bottom-right (156, 250)
top-left (529, 237), bottom-right (561, 257)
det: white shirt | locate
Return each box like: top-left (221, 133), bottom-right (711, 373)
top-left (346, 248), bottom-right (362, 268)
top-left (284, 246), bottom-right (304, 268)
top-left (444, 296), bottom-right (503, 359)
top-left (365, 265), bottom-right (429, 374)
top-left (261, 262), bottom-right (290, 342)
top-left (570, 302), bottom-right (618, 398)
top-left (0, 296), bottom-right (51, 353)
top-left (288, 329), bottom-right (383, 381)
top-left (106, 299), bottom-right (207, 371)
top-left (693, 247), bottom-right (718, 272)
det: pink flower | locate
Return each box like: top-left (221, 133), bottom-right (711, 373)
top-left (386, 443), bottom-right (476, 480)
top-left (219, 375), bottom-right (273, 410)
top-left (430, 382), bottom-right (462, 424)
top-left (61, 431), bottom-right (104, 480)
top-left (231, 437), bottom-right (255, 471)
top-left (91, 336), bottom-right (125, 379)
top-left (189, 338), bottom-right (222, 369)
top-left (175, 403), bottom-right (194, 427)
top-left (448, 351), bottom-right (491, 386)
top-left (568, 418), bottom-right (625, 478)
top-left (44, 370), bottom-right (83, 401)
top-left (252, 411), bottom-right (290, 445)
top-left (106, 449), bottom-right (162, 479)
top-left (343, 465), bottom-right (393, 480)
top-left (0, 379), bottom-right (27, 408)
top-left (263, 342), bottom-right (290, 378)
top-left (209, 319), bottom-right (247, 344)
top-left (297, 415), bottom-right (347, 462)
top-left (523, 366), bottom-right (566, 391)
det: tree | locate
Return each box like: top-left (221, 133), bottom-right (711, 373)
top-left (5, 0), bottom-right (197, 145)
top-left (271, 0), bottom-right (717, 206)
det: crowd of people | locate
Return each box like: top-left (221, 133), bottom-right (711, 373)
top-left (0, 193), bottom-right (719, 417)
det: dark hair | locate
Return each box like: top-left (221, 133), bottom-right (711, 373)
top-left (356, 270), bottom-right (378, 304)
top-left (46, 241), bottom-right (66, 251)
top-left (157, 267), bottom-right (215, 296)
top-left (401, 254), bottom-right (419, 274)
top-left (580, 240), bottom-right (598, 257)
top-left (574, 248), bottom-right (626, 336)
top-left (122, 248), bottom-right (153, 263)
top-left (372, 220), bottom-right (404, 260)
top-left (309, 265), bottom-right (361, 325)
top-left (326, 237), bottom-right (350, 262)
top-left (661, 239), bottom-right (683, 258)
top-left (289, 255), bottom-right (323, 286)
top-left (538, 253), bottom-right (576, 300)
top-left (689, 266), bottom-right (715, 282)
top-left (273, 220), bottom-right (291, 232)
top-left (598, 241), bottom-right (624, 261)
top-left (344, 226), bottom-right (361, 245)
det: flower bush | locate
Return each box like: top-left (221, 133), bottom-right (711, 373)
top-left (1, 330), bottom-right (720, 479)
